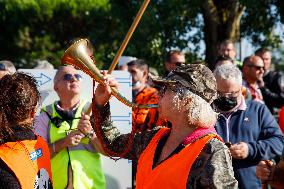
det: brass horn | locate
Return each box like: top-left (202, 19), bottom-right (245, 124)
top-left (62, 38), bottom-right (158, 109)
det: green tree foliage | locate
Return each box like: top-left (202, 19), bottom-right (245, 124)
top-left (104, 0), bottom-right (284, 70)
top-left (108, 0), bottom-right (202, 73)
top-left (0, 0), bottom-right (110, 68)
top-left (0, 0), bottom-right (283, 71)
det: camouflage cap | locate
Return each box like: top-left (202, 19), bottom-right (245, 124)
top-left (153, 64), bottom-right (217, 103)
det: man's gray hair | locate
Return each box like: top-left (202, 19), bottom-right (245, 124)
top-left (53, 65), bottom-right (72, 84)
top-left (213, 64), bottom-right (242, 86)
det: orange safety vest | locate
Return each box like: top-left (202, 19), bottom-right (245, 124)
top-left (136, 128), bottom-right (218, 189)
top-left (0, 136), bottom-right (53, 189)
top-left (133, 87), bottom-right (167, 131)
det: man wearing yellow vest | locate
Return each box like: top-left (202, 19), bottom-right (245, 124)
top-left (35, 65), bottom-right (105, 189)
top-left (0, 73), bottom-right (53, 189)
top-left (80, 64), bottom-right (238, 188)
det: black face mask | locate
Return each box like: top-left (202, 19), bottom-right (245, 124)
top-left (214, 96), bottom-right (238, 112)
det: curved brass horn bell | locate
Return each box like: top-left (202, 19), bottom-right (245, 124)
top-left (62, 38), bottom-right (158, 109)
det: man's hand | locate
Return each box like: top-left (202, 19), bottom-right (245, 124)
top-left (65, 130), bottom-right (85, 147)
top-left (95, 70), bottom-right (119, 106)
top-left (229, 142), bottom-right (249, 159)
top-left (78, 113), bottom-right (106, 155)
top-left (256, 160), bottom-right (274, 181)
top-left (78, 113), bottom-right (93, 136)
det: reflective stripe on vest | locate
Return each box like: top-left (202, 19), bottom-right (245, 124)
top-left (0, 136), bottom-right (53, 189)
top-left (136, 127), bottom-right (218, 189)
top-left (42, 100), bottom-right (106, 189)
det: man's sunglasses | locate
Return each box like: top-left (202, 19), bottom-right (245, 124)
top-left (247, 64), bottom-right (264, 71)
top-left (170, 61), bottom-right (185, 66)
top-left (63, 73), bottom-right (82, 81)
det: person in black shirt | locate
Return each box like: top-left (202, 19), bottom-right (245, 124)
top-left (255, 48), bottom-right (284, 116)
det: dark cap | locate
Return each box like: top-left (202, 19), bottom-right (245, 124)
top-left (153, 64), bottom-right (217, 103)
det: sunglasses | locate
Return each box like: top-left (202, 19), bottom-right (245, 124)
top-left (217, 89), bottom-right (241, 98)
top-left (63, 73), bottom-right (82, 81)
top-left (247, 64), bottom-right (264, 71)
top-left (0, 63), bottom-right (6, 71)
top-left (170, 61), bottom-right (185, 66)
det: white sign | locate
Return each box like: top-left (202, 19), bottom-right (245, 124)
top-left (19, 69), bottom-right (133, 189)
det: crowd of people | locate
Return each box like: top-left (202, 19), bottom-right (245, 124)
top-left (0, 38), bottom-right (284, 189)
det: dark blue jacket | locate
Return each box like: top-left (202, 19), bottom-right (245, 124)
top-left (215, 100), bottom-right (284, 189)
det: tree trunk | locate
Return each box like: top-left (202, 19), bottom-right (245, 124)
top-left (202, 0), bottom-right (244, 70)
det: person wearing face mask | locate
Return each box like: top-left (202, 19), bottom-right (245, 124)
top-left (213, 64), bottom-right (284, 189)
top-left (127, 59), bottom-right (167, 132)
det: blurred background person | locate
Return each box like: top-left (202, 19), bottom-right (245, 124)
top-left (34, 59), bottom-right (54, 70)
top-left (255, 48), bottom-right (284, 117)
top-left (164, 50), bottom-right (185, 76)
top-left (0, 60), bottom-right (16, 79)
top-left (214, 55), bottom-right (234, 69)
top-left (127, 59), bottom-right (166, 131)
top-left (242, 55), bottom-right (265, 103)
top-left (117, 56), bottom-right (137, 71)
top-left (0, 73), bottom-right (52, 189)
top-left (217, 40), bottom-right (242, 68)
top-left (34, 65), bottom-right (105, 189)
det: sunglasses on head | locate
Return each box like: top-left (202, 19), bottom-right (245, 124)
top-left (247, 64), bottom-right (264, 71)
top-left (63, 73), bottom-right (82, 81)
top-left (0, 63), bottom-right (6, 71)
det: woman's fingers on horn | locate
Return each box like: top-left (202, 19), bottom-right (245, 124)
top-left (101, 70), bottom-right (107, 76)
top-left (108, 76), bottom-right (119, 88)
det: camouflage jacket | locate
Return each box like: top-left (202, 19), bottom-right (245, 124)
top-left (93, 103), bottom-right (238, 189)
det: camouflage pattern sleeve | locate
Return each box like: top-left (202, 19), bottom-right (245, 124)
top-left (187, 138), bottom-right (238, 189)
top-left (92, 102), bottom-right (160, 160)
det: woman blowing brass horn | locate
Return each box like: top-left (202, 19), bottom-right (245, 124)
top-left (79, 64), bottom-right (238, 188)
